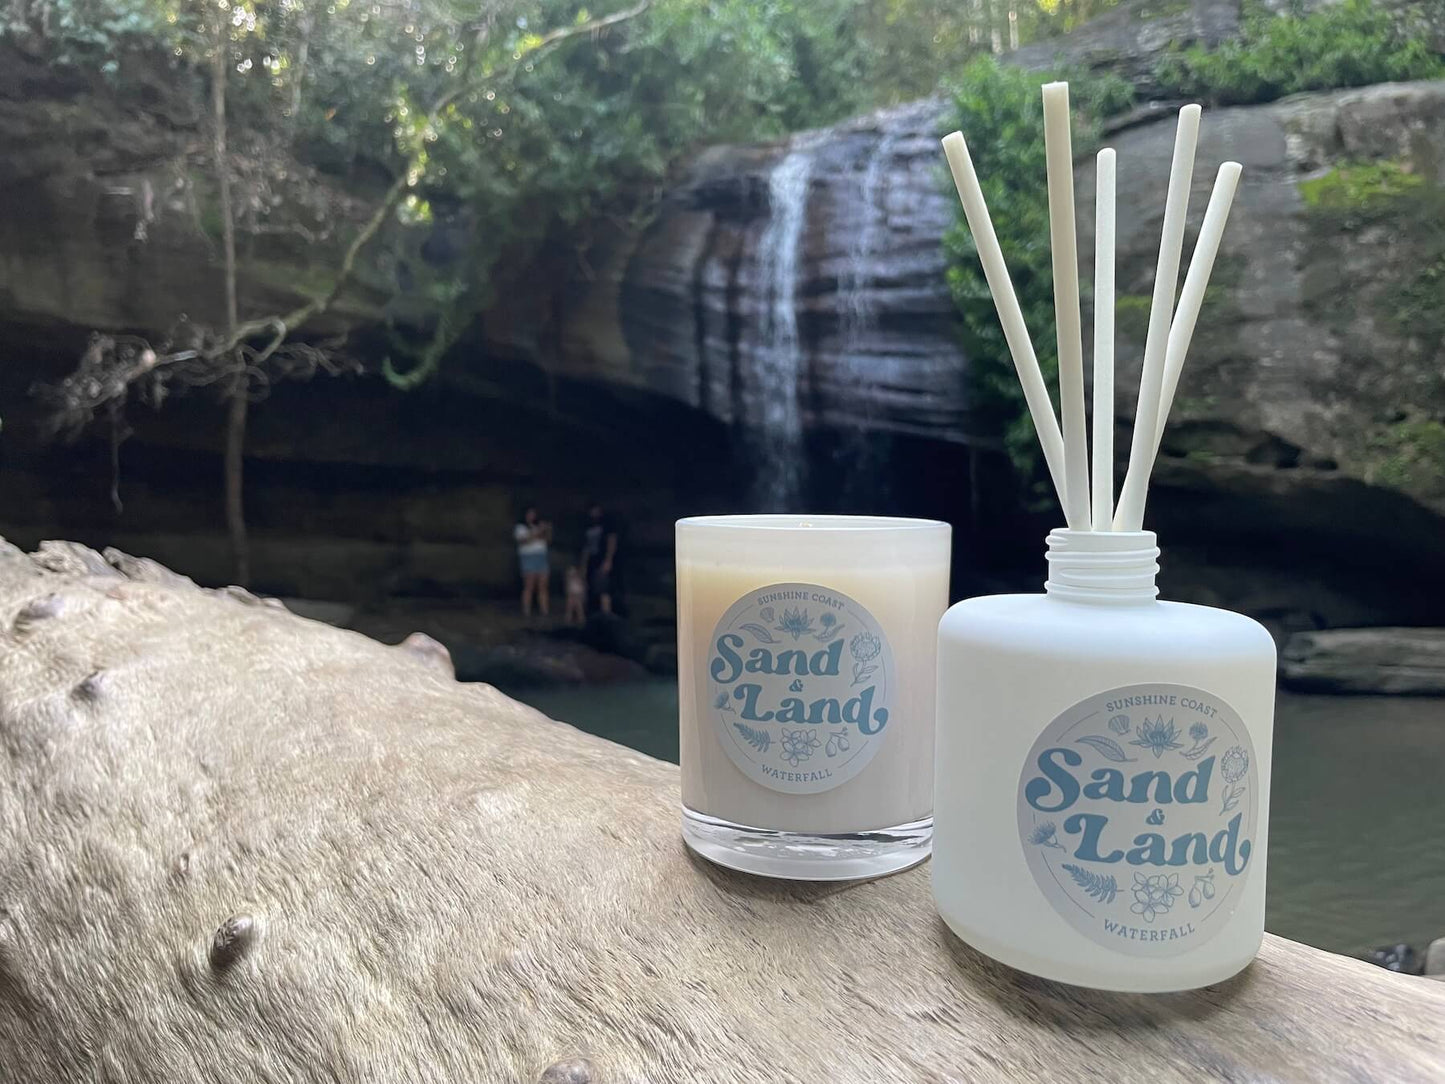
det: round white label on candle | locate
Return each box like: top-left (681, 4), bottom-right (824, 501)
top-left (705, 583), bottom-right (894, 795)
top-left (1016, 684), bottom-right (1259, 957)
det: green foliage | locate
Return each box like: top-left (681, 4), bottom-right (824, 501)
top-left (1114, 294), bottom-right (1153, 341)
top-left (1301, 159), bottom-right (1445, 362)
top-left (1023, 0), bottom-right (1127, 40)
top-left (7, 0), bottom-right (1035, 385)
top-left (1299, 154), bottom-right (1445, 499)
top-left (1368, 419), bottom-right (1445, 495)
top-left (944, 0), bottom-right (1444, 490)
top-left (1, 0), bottom-right (179, 65)
top-left (1135, 0), bottom-right (1192, 20)
top-left (1379, 187), bottom-right (1445, 407)
top-left (941, 56), bottom-right (1132, 483)
top-left (1154, 0), bottom-right (1445, 106)
top-left (1395, 232), bottom-right (1445, 350)
top-left (1298, 160), bottom-right (1426, 213)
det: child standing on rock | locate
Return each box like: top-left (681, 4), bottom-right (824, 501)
top-left (564, 565), bottom-right (586, 626)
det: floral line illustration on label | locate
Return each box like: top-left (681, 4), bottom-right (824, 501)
top-left (707, 583), bottom-right (894, 795)
top-left (1017, 683), bottom-right (1258, 957)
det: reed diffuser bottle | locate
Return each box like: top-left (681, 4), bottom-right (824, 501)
top-left (933, 87), bottom-right (1276, 991)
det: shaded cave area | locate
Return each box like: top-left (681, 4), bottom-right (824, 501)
top-left (3, 314), bottom-right (1441, 667)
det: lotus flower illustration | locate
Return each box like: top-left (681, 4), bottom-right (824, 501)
top-left (776, 608), bottom-right (815, 641)
top-left (1129, 716), bottom-right (1183, 758)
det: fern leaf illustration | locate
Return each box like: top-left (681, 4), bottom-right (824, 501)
top-left (733, 722), bottom-right (772, 753)
top-left (739, 623), bottom-right (779, 644)
top-left (1062, 864), bottom-right (1119, 904)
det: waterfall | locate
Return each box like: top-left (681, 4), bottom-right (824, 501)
top-left (843, 130), bottom-right (900, 335)
top-left (746, 140), bottom-right (817, 510)
top-left (834, 129), bottom-right (902, 506)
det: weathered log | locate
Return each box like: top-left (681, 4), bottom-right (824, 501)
top-left (1, 537), bottom-right (1442, 1083)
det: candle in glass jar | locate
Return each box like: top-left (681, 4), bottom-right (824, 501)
top-left (676, 515), bottom-right (951, 880)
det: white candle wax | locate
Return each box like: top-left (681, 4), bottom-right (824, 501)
top-left (677, 515), bottom-right (951, 880)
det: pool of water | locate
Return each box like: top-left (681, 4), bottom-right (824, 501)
top-left (519, 682), bottom-right (1445, 957)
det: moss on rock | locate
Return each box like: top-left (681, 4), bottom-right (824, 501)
top-left (1298, 158), bottom-right (1445, 503)
top-left (1115, 294), bottom-right (1153, 341)
top-left (1298, 160), bottom-right (1425, 212)
top-left (1367, 419), bottom-right (1445, 498)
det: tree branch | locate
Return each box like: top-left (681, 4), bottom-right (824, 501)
top-left (34, 0), bottom-right (656, 474)
top-left (220, 0), bottom-right (650, 363)
top-left (522, 0), bottom-right (651, 65)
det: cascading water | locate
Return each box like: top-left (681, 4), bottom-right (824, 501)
top-left (834, 129), bottom-right (902, 506)
top-left (843, 131), bottom-right (899, 333)
top-left (745, 141), bottom-right (817, 510)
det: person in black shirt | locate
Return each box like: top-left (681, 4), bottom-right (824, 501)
top-left (581, 502), bottom-right (620, 615)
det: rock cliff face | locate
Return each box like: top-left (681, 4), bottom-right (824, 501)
top-left (504, 0), bottom-right (1250, 452)
top-left (0, 41), bottom-right (735, 611)
top-left (0, 43), bottom-right (400, 340)
top-left (1076, 78), bottom-right (1445, 542)
top-left (520, 74), bottom-right (1445, 630)
top-left (622, 99), bottom-right (965, 445)
top-left (556, 79), bottom-right (1445, 500)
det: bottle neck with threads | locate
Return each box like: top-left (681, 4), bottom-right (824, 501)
top-left (1044, 528), bottom-right (1160, 605)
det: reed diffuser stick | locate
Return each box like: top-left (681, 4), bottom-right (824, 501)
top-left (1110, 162), bottom-right (1243, 530)
top-left (1042, 82), bottom-right (1091, 530)
top-left (941, 130), bottom-right (1070, 514)
top-left (1113, 104), bottom-right (1201, 531)
top-left (1092, 148), bottom-right (1117, 531)
top-left (1152, 162), bottom-right (1244, 456)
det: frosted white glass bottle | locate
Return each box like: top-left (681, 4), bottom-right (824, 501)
top-left (933, 528), bottom-right (1276, 992)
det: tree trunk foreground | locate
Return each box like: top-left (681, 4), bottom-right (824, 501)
top-left (0, 537), bottom-right (1441, 1083)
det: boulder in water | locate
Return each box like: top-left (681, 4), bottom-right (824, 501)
top-left (1280, 628), bottom-right (1445, 695)
top-left (1363, 943), bottom-right (1425, 976)
top-left (1426, 936), bottom-right (1445, 978)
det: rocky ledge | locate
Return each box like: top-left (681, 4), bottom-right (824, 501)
top-left (1281, 627), bottom-right (1445, 695)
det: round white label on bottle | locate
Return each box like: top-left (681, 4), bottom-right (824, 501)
top-left (1016, 683), bottom-right (1259, 957)
top-left (705, 582), bottom-right (894, 794)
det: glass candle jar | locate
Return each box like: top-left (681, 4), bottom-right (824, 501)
top-left (676, 515), bottom-right (951, 880)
